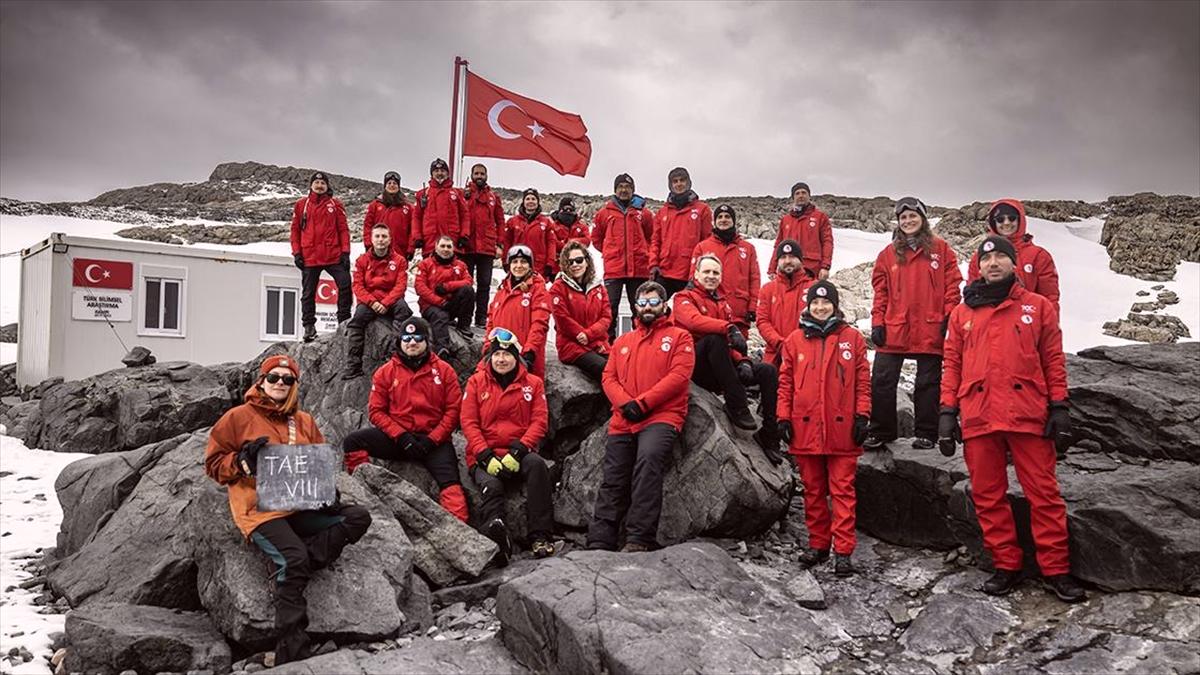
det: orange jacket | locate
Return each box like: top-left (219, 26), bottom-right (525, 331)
top-left (602, 317), bottom-right (695, 435)
top-left (690, 233), bottom-right (760, 329)
top-left (352, 250), bottom-right (407, 307)
top-left (870, 237), bottom-right (963, 355)
top-left (367, 352), bottom-right (462, 444)
top-left (769, 205), bottom-right (834, 274)
top-left (757, 270), bottom-right (815, 365)
top-left (777, 322), bottom-right (870, 456)
top-left (460, 365), bottom-right (548, 467)
top-left (965, 199), bottom-right (1060, 309)
top-left (651, 198), bottom-right (712, 280)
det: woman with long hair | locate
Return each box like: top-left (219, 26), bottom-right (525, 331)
top-left (549, 240), bottom-right (612, 380)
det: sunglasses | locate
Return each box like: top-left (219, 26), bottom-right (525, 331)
top-left (635, 297), bottom-right (664, 308)
top-left (487, 327), bottom-right (523, 350)
top-left (399, 334), bottom-right (426, 343)
top-left (567, 256), bottom-right (587, 266)
top-left (264, 373), bottom-right (296, 385)
top-left (992, 214), bottom-right (1019, 224)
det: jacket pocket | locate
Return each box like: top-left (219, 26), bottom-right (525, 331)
top-left (958, 377), bottom-right (988, 431)
top-left (1009, 375), bottom-right (1048, 426)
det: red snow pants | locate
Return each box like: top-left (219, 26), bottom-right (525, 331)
top-left (795, 455), bottom-right (858, 555)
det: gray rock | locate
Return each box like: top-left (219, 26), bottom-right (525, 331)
top-left (1101, 194), bottom-right (1200, 280)
top-left (785, 570), bottom-right (827, 610)
top-left (855, 445), bottom-right (968, 550)
top-left (0, 322), bottom-right (16, 343)
top-left (64, 603), bottom-right (231, 675)
top-left (259, 638), bottom-right (527, 674)
top-left (121, 346), bottom-right (156, 368)
top-left (899, 593), bottom-right (1017, 656)
top-left (430, 559), bottom-right (540, 608)
top-left (540, 359), bottom-right (609, 460)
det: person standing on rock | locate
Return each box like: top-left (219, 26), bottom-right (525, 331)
top-left (362, 171), bottom-right (414, 259)
top-left (591, 173), bottom-right (654, 341)
top-left (673, 255), bottom-right (782, 460)
top-left (864, 197), bottom-right (963, 451)
top-left (549, 241), bottom-right (612, 381)
top-left (343, 224), bottom-right (412, 379)
top-left (965, 199), bottom-right (1061, 309)
top-left (414, 235), bottom-right (476, 360)
top-left (939, 235), bottom-right (1085, 603)
top-left (503, 188), bottom-right (558, 279)
top-left (290, 171), bottom-right (352, 342)
top-left (690, 204), bottom-right (760, 337)
top-left (777, 281), bottom-right (870, 577)
top-left (341, 317), bottom-right (469, 522)
top-left (412, 158), bottom-right (469, 259)
top-left (463, 163), bottom-right (506, 327)
top-left (483, 245), bottom-right (551, 376)
top-left (651, 167), bottom-right (713, 298)
top-left (550, 197), bottom-right (591, 270)
top-left (769, 182), bottom-right (833, 281)
top-left (758, 239), bottom-right (816, 367)
top-left (204, 355), bottom-right (372, 665)
top-left (587, 280), bottom-right (694, 552)
top-left (461, 329), bottom-right (555, 563)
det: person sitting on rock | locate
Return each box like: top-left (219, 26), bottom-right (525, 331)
top-left (651, 166), bottom-right (712, 298)
top-left (344, 223), bottom-right (412, 379)
top-left (503, 188), bottom-right (558, 279)
top-left (864, 197), bottom-right (962, 452)
top-left (415, 235), bottom-right (476, 360)
top-left (769, 181), bottom-right (833, 281)
top-left (965, 199), bottom-right (1060, 309)
top-left (591, 172), bottom-right (655, 342)
top-left (757, 239), bottom-right (816, 367)
top-left (362, 171), bottom-right (414, 259)
top-left (341, 317), bottom-right (468, 522)
top-left (549, 241), bottom-right (612, 381)
top-left (587, 281), bottom-right (694, 552)
top-left (412, 158), bottom-right (468, 258)
top-left (461, 328), bottom-right (555, 564)
top-left (777, 281), bottom-right (870, 577)
top-left (483, 245), bottom-right (551, 376)
top-left (204, 355), bottom-right (372, 665)
top-left (673, 255), bottom-right (783, 460)
top-left (290, 171), bottom-right (351, 342)
top-left (690, 204), bottom-right (759, 338)
top-left (939, 235), bottom-right (1085, 603)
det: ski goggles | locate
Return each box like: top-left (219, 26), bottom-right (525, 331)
top-left (505, 245), bottom-right (534, 263)
top-left (264, 372), bottom-right (296, 385)
top-left (894, 197), bottom-right (928, 218)
top-left (486, 327), bottom-right (523, 351)
top-left (635, 297), bottom-right (664, 308)
top-left (399, 334), bottom-right (427, 343)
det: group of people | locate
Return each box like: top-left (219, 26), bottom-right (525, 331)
top-left (206, 164), bottom-right (1083, 664)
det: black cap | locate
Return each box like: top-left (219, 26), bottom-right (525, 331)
top-left (395, 317), bottom-right (431, 351)
top-left (806, 280), bottom-right (840, 309)
top-left (791, 182), bottom-right (810, 196)
top-left (383, 171), bottom-right (401, 185)
top-left (522, 187), bottom-right (540, 200)
top-left (776, 238), bottom-right (802, 260)
top-left (978, 235), bottom-right (1018, 265)
top-left (310, 171), bottom-right (330, 186)
top-left (558, 197), bottom-right (575, 210)
top-left (614, 173), bottom-right (635, 190)
top-left (714, 204), bottom-right (736, 225)
top-left (430, 158), bottom-right (449, 173)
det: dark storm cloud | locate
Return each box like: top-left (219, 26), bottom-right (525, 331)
top-left (1, 0), bottom-right (1196, 206)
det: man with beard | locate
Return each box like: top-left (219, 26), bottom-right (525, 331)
top-left (690, 204), bottom-right (759, 337)
top-left (412, 158), bottom-right (468, 258)
top-left (651, 167), bottom-right (712, 297)
top-left (414, 235), bottom-right (475, 359)
top-left (290, 171), bottom-right (351, 342)
top-left (769, 182), bottom-right (833, 280)
top-left (757, 239), bottom-right (815, 367)
top-left (362, 171), bottom-right (414, 259)
top-left (463, 163), bottom-right (506, 326)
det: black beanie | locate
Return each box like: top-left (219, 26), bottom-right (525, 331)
top-left (614, 173), bottom-right (635, 190)
top-left (430, 158), bottom-right (449, 173)
top-left (486, 331), bottom-right (523, 359)
top-left (714, 204), bottom-right (736, 226)
top-left (668, 167), bottom-right (691, 184)
top-left (397, 316), bottom-right (431, 340)
top-left (807, 280), bottom-right (840, 309)
top-left (791, 182), bottom-right (811, 197)
top-left (558, 197), bottom-right (575, 211)
top-left (383, 171), bottom-right (401, 185)
top-left (522, 187), bottom-right (540, 200)
top-left (310, 171), bottom-right (330, 187)
top-left (978, 235), bottom-right (1018, 265)
top-left (776, 238), bottom-right (802, 260)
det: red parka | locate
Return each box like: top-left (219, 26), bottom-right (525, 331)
top-left (602, 317), bottom-right (695, 435)
top-left (413, 179), bottom-right (469, 252)
top-left (651, 198), bottom-right (713, 281)
top-left (870, 237), bottom-right (963, 355)
top-left (352, 250), bottom-right (407, 308)
top-left (966, 199), bottom-right (1061, 309)
top-left (368, 352), bottom-right (462, 444)
top-left (592, 198), bottom-right (654, 279)
top-left (464, 184), bottom-right (505, 257)
top-left (550, 218), bottom-right (592, 274)
top-left (460, 364), bottom-right (548, 467)
top-left (414, 255), bottom-right (472, 312)
top-left (484, 274), bottom-right (552, 375)
top-left (549, 275), bottom-right (612, 363)
top-left (941, 282), bottom-right (1068, 440)
top-left (777, 322), bottom-right (871, 456)
top-left (690, 233), bottom-right (760, 329)
top-left (769, 204), bottom-right (834, 275)
top-left (362, 197), bottom-right (414, 258)
top-left (757, 270), bottom-right (815, 365)
top-left (672, 284), bottom-right (745, 363)
top-left (290, 192), bottom-right (350, 267)
top-left (503, 212), bottom-right (557, 273)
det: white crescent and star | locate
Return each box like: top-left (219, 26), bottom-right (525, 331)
top-left (317, 283), bottom-right (335, 301)
top-left (486, 100), bottom-right (546, 140)
top-left (83, 264), bottom-right (111, 283)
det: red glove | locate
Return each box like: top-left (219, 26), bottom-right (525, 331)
top-left (344, 450), bottom-right (370, 474)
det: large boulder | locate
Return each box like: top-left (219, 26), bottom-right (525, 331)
top-left (540, 357), bottom-right (609, 460)
top-left (260, 638), bottom-right (527, 674)
top-left (855, 448), bottom-right (968, 551)
top-left (64, 603), bottom-right (231, 675)
top-left (555, 386), bottom-right (792, 546)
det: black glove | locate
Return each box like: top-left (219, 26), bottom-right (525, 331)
top-left (521, 351), bottom-right (537, 370)
top-left (777, 420), bottom-right (793, 445)
top-left (543, 265), bottom-right (554, 278)
top-left (871, 326), bottom-right (886, 348)
top-left (339, 253), bottom-right (351, 269)
top-left (736, 360), bottom-right (755, 385)
top-left (456, 236), bottom-right (471, 251)
top-left (620, 399), bottom-right (647, 422)
top-left (410, 433), bottom-right (437, 459)
top-left (727, 326), bottom-right (748, 355)
top-left (938, 407), bottom-right (961, 457)
top-left (650, 267), bottom-right (662, 282)
top-left (237, 436), bottom-right (269, 477)
top-left (395, 431), bottom-right (417, 453)
top-left (508, 439), bottom-right (531, 462)
top-left (435, 283), bottom-right (449, 296)
top-left (852, 414), bottom-right (870, 446)
top-left (745, 311), bottom-right (756, 324)
top-left (413, 238), bottom-right (425, 250)
top-left (293, 254), bottom-right (305, 270)
top-left (1044, 401), bottom-right (1072, 459)
top-left (940, 318), bottom-right (950, 337)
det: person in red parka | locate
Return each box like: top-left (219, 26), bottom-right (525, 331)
top-left (412, 158), bottom-right (469, 258)
top-left (769, 182), bottom-right (834, 280)
top-left (483, 246), bottom-right (551, 376)
top-left (690, 204), bottom-right (759, 336)
top-left (362, 171), bottom-right (414, 259)
top-left (503, 188), bottom-right (557, 279)
top-left (591, 173), bottom-right (654, 341)
top-left (343, 224), bottom-right (413, 379)
top-left (865, 197), bottom-right (963, 451)
top-left (651, 167), bottom-right (712, 298)
top-left (587, 281), bottom-right (694, 552)
top-left (463, 163), bottom-right (505, 327)
top-left (414, 236), bottom-right (475, 360)
top-left (462, 329), bottom-right (555, 563)
top-left (939, 235), bottom-right (1085, 603)
top-left (549, 197), bottom-right (590, 274)
top-left (290, 171), bottom-right (351, 342)
top-left (777, 281), bottom-right (870, 578)
top-left (965, 199), bottom-right (1060, 309)
top-left (341, 317), bottom-right (469, 522)
top-left (549, 241), bottom-right (611, 381)
top-left (757, 239), bottom-right (816, 366)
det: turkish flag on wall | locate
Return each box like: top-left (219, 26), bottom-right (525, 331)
top-left (72, 258), bottom-right (133, 290)
top-left (315, 279), bottom-right (339, 305)
top-left (462, 71), bottom-right (591, 177)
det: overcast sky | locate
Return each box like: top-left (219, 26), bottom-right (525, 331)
top-left (1, 1), bottom-right (1197, 206)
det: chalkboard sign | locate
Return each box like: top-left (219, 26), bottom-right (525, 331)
top-left (256, 444), bottom-right (339, 511)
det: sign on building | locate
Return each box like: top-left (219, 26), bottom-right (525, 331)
top-left (255, 443), bottom-right (339, 511)
top-left (314, 278), bottom-right (341, 333)
top-left (72, 290), bottom-right (132, 321)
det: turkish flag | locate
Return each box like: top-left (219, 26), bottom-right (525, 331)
top-left (462, 71), bottom-right (591, 177)
top-left (315, 279), bottom-right (339, 305)
top-left (72, 258), bottom-right (133, 290)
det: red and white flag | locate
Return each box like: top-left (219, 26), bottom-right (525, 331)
top-left (315, 279), bottom-right (339, 305)
top-left (462, 71), bottom-right (591, 177)
top-left (72, 258), bottom-right (133, 290)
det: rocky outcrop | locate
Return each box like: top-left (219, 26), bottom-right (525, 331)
top-left (0, 322), bottom-right (15, 343)
top-left (64, 603), bottom-right (231, 675)
top-left (260, 638), bottom-right (527, 674)
top-left (1101, 193), bottom-right (1200, 280)
top-left (1102, 311), bottom-right (1191, 343)
top-left (115, 222), bottom-right (290, 246)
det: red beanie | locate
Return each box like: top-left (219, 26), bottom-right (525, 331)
top-left (260, 354), bottom-right (300, 378)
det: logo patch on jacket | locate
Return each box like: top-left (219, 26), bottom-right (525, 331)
top-left (1024, 263), bottom-right (1034, 273)
top-left (522, 385), bottom-right (533, 402)
top-left (842, 350), bottom-right (852, 360)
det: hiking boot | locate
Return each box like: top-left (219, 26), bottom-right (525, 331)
top-left (455, 325), bottom-right (475, 340)
top-left (531, 538), bottom-right (556, 559)
top-left (485, 518), bottom-right (511, 568)
top-left (797, 547), bottom-right (829, 569)
top-left (862, 436), bottom-right (889, 451)
top-left (753, 429), bottom-right (785, 465)
top-left (912, 437), bottom-right (935, 450)
top-left (726, 404), bottom-right (758, 431)
top-left (982, 569), bottom-right (1023, 596)
top-left (834, 553), bottom-right (856, 578)
top-left (341, 367), bottom-right (364, 380)
top-left (302, 325), bottom-right (317, 343)
top-left (620, 542), bottom-right (650, 553)
top-left (1043, 574), bottom-right (1087, 603)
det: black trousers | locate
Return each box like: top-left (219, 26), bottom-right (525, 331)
top-left (465, 254), bottom-right (495, 325)
top-left (421, 286), bottom-right (475, 355)
top-left (748, 360), bottom-right (779, 431)
top-left (470, 453), bottom-right (554, 540)
top-left (869, 352), bottom-right (942, 442)
top-left (587, 423), bottom-right (677, 549)
top-left (692, 334), bottom-right (749, 411)
top-left (250, 505), bottom-right (371, 665)
top-left (341, 427), bottom-right (461, 488)
top-left (659, 277), bottom-right (689, 299)
top-left (345, 302), bottom-right (413, 367)
top-left (300, 264), bottom-right (352, 328)
top-left (571, 351), bottom-right (609, 382)
top-left (603, 277), bottom-right (646, 340)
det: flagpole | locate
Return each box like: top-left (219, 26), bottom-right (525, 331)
top-left (447, 56), bottom-right (467, 183)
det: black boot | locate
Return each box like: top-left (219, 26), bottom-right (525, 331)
top-left (1043, 574), bottom-right (1087, 603)
top-left (862, 436), bottom-right (888, 451)
top-left (752, 428), bottom-right (785, 465)
top-left (797, 547), bottom-right (829, 569)
top-left (485, 518), bottom-right (511, 568)
top-left (911, 437), bottom-right (935, 450)
top-left (834, 553), bottom-right (856, 578)
top-left (982, 569), bottom-right (1023, 596)
top-left (726, 404), bottom-right (758, 431)
top-left (302, 324), bottom-right (317, 343)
